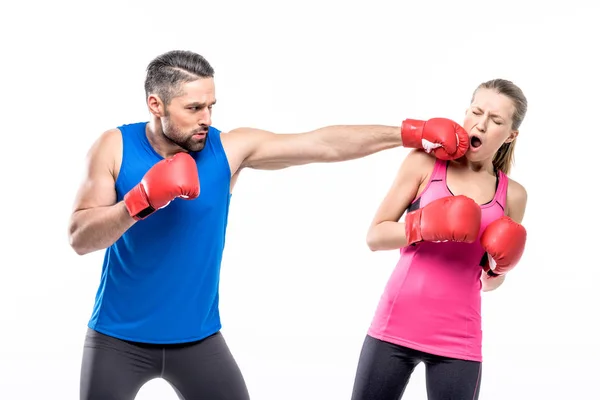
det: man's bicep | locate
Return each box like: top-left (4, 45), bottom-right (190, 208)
top-left (71, 130), bottom-right (121, 213)
top-left (224, 128), bottom-right (326, 170)
top-left (222, 128), bottom-right (273, 172)
top-left (248, 133), bottom-right (320, 169)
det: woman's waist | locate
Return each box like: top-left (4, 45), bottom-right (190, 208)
top-left (371, 292), bottom-right (483, 340)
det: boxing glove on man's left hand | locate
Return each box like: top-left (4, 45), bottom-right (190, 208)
top-left (124, 152), bottom-right (200, 220)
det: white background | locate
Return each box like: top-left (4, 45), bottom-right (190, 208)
top-left (1, 0), bottom-right (598, 399)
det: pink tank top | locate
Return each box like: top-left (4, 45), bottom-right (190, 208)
top-left (367, 159), bottom-right (508, 362)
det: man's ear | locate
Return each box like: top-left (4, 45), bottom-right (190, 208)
top-left (147, 94), bottom-right (165, 117)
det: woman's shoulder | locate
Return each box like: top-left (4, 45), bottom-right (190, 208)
top-left (506, 177), bottom-right (528, 222)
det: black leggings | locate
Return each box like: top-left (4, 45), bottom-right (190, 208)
top-left (351, 335), bottom-right (482, 400)
top-left (80, 328), bottom-right (250, 400)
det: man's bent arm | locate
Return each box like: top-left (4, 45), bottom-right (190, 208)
top-left (68, 129), bottom-right (136, 256)
top-left (69, 203), bottom-right (136, 255)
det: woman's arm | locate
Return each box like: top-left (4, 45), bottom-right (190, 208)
top-left (366, 149), bottom-right (434, 251)
top-left (481, 178), bottom-right (528, 291)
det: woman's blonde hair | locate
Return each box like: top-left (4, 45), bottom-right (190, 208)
top-left (472, 79), bottom-right (528, 175)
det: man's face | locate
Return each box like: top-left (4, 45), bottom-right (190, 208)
top-left (161, 78), bottom-right (216, 152)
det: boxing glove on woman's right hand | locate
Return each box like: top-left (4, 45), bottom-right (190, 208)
top-left (124, 152), bottom-right (201, 221)
top-left (405, 195), bottom-right (481, 246)
top-left (401, 118), bottom-right (470, 160)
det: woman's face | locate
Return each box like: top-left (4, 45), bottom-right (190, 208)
top-left (463, 88), bottom-right (518, 162)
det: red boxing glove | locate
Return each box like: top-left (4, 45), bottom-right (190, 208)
top-left (124, 152), bottom-right (200, 220)
top-left (401, 118), bottom-right (469, 160)
top-left (405, 195), bottom-right (481, 246)
top-left (480, 216), bottom-right (527, 276)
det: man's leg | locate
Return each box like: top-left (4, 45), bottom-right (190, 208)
top-left (80, 328), bottom-right (162, 400)
top-left (162, 331), bottom-right (250, 400)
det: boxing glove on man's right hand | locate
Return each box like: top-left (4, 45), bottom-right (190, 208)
top-left (405, 195), bottom-right (481, 246)
top-left (124, 152), bottom-right (200, 221)
top-left (401, 118), bottom-right (469, 160)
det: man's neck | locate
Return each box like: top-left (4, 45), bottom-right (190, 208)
top-left (145, 120), bottom-right (184, 159)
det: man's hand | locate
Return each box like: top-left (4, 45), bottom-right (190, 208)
top-left (124, 152), bottom-right (200, 220)
top-left (400, 118), bottom-right (469, 160)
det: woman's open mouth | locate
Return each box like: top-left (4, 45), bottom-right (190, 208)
top-left (470, 135), bottom-right (483, 149)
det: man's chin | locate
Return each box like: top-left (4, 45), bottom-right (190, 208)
top-left (184, 141), bottom-right (206, 153)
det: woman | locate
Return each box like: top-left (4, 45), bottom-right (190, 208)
top-left (351, 79), bottom-right (529, 400)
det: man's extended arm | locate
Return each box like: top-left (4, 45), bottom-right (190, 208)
top-left (222, 118), bottom-right (468, 172)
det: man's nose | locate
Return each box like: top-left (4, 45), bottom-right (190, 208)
top-left (198, 108), bottom-right (211, 126)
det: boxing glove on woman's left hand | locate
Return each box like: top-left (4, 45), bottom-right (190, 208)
top-left (480, 216), bottom-right (527, 276)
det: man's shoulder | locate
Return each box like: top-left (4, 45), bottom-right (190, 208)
top-left (114, 121), bottom-right (147, 133)
top-left (91, 122), bottom-right (145, 156)
top-left (217, 127), bottom-right (271, 145)
top-left (215, 127), bottom-right (267, 175)
top-left (95, 128), bottom-right (122, 148)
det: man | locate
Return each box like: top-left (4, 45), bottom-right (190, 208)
top-left (68, 50), bottom-right (469, 400)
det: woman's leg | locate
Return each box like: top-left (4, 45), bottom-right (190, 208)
top-left (350, 335), bottom-right (421, 400)
top-left (424, 353), bottom-right (482, 400)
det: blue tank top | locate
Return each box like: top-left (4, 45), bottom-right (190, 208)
top-left (88, 122), bottom-right (232, 344)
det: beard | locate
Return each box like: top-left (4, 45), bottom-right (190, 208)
top-left (161, 118), bottom-right (208, 152)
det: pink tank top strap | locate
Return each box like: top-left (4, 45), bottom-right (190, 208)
top-left (494, 169), bottom-right (509, 211)
top-left (430, 158), bottom-right (448, 182)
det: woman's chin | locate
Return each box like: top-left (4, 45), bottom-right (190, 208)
top-left (465, 147), bottom-right (487, 162)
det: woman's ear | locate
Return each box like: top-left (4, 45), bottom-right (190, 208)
top-left (505, 130), bottom-right (519, 144)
